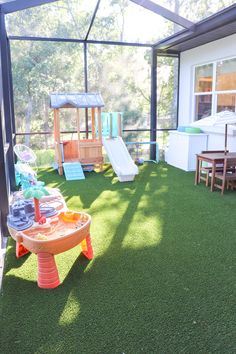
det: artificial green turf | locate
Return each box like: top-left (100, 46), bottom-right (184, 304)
top-left (1, 163), bottom-right (236, 354)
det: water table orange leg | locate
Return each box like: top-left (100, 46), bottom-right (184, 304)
top-left (80, 234), bottom-right (94, 260)
top-left (37, 252), bottom-right (60, 289)
top-left (16, 242), bottom-right (30, 258)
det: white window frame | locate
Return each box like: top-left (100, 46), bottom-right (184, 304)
top-left (193, 56), bottom-right (236, 121)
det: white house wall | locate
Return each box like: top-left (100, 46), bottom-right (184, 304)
top-left (179, 33), bottom-right (236, 126)
top-left (178, 33), bottom-right (236, 152)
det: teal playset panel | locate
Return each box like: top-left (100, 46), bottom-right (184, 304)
top-left (96, 112), bottom-right (123, 138)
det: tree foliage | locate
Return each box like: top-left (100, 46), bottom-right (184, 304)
top-left (6, 0), bottom-right (234, 152)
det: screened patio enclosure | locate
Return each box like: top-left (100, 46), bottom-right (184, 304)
top-left (0, 0), bottom-right (236, 238)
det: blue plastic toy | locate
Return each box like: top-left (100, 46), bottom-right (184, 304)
top-left (13, 143), bottom-right (45, 190)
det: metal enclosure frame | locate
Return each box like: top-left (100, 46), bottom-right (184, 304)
top-left (0, 0), bottom-right (235, 236)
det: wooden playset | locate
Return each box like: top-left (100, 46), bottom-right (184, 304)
top-left (50, 93), bottom-right (104, 176)
top-left (50, 94), bottom-right (138, 182)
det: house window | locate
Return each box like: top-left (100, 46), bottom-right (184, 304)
top-left (194, 57), bottom-right (236, 120)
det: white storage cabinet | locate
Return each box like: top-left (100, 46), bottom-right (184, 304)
top-left (166, 131), bottom-right (208, 171)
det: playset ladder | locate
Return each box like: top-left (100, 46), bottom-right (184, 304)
top-left (63, 162), bottom-right (85, 181)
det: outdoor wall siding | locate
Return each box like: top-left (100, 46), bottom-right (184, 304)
top-left (178, 33), bottom-right (236, 126)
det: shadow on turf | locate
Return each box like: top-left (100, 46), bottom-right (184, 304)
top-left (38, 166), bottom-right (137, 209)
top-left (3, 240), bottom-right (31, 269)
top-left (2, 163), bottom-right (234, 353)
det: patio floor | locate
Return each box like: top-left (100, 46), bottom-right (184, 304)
top-left (0, 163), bottom-right (235, 354)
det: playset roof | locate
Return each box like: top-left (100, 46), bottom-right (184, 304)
top-left (50, 93), bottom-right (105, 109)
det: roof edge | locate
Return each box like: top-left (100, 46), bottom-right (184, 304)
top-left (154, 3), bottom-right (236, 52)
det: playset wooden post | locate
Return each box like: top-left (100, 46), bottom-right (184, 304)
top-left (76, 108), bottom-right (81, 160)
top-left (53, 108), bottom-right (63, 175)
top-left (97, 107), bottom-right (103, 170)
top-left (91, 107), bottom-right (96, 140)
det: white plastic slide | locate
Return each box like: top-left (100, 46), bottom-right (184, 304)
top-left (102, 136), bottom-right (138, 182)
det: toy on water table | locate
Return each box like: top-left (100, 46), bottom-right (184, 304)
top-left (23, 186), bottom-right (50, 223)
top-left (14, 143), bottom-right (37, 165)
top-left (14, 144), bottom-right (44, 190)
top-left (7, 186), bottom-right (94, 289)
top-left (15, 162), bottom-right (39, 189)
